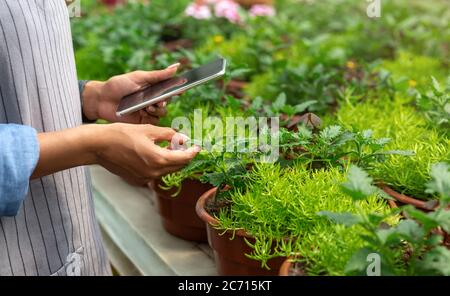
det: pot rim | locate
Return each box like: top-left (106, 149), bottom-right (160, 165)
top-left (195, 187), bottom-right (255, 239)
top-left (377, 183), bottom-right (437, 211)
top-left (279, 257), bottom-right (294, 276)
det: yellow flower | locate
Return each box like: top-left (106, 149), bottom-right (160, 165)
top-left (346, 61), bottom-right (356, 70)
top-left (213, 35), bottom-right (224, 44)
top-left (408, 79), bottom-right (417, 88)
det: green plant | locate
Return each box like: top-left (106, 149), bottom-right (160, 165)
top-left (277, 125), bottom-right (413, 170)
top-left (336, 96), bottom-right (449, 199)
top-left (380, 51), bottom-right (448, 93)
top-left (415, 77), bottom-right (450, 128)
top-left (247, 93), bottom-right (317, 122)
top-left (245, 63), bottom-right (341, 115)
top-left (320, 163), bottom-right (450, 275)
top-left (215, 164), bottom-right (393, 274)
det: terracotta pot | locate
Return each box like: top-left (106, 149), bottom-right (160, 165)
top-left (150, 178), bottom-right (213, 242)
top-left (279, 258), bottom-right (292, 276)
top-left (279, 257), bottom-right (307, 276)
top-left (196, 187), bottom-right (285, 275)
top-left (378, 184), bottom-right (437, 211)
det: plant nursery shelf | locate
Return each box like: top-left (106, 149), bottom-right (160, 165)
top-left (90, 165), bottom-right (217, 276)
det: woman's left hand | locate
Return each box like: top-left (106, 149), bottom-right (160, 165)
top-left (81, 63), bottom-right (180, 125)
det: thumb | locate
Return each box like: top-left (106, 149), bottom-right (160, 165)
top-left (142, 125), bottom-right (177, 142)
top-left (130, 63), bottom-right (180, 86)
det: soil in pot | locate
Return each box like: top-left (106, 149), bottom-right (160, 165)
top-left (196, 187), bottom-right (286, 276)
top-left (150, 178), bottom-right (213, 242)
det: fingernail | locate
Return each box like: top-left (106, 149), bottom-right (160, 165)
top-left (162, 101), bottom-right (167, 107)
top-left (192, 145), bottom-right (201, 153)
top-left (175, 132), bottom-right (190, 142)
top-left (147, 106), bottom-right (156, 112)
top-left (167, 63), bottom-right (180, 69)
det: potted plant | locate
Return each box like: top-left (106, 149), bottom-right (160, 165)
top-left (316, 163), bottom-right (450, 276)
top-left (334, 84), bottom-right (449, 212)
top-left (197, 163), bottom-right (395, 275)
top-left (194, 123), bottom-right (410, 275)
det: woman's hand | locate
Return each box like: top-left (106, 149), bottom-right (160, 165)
top-left (32, 123), bottom-right (200, 185)
top-left (82, 63), bottom-right (180, 125)
top-left (95, 123), bottom-right (199, 185)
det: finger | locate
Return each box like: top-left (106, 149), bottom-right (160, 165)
top-left (153, 145), bottom-right (201, 166)
top-left (146, 105), bottom-right (167, 118)
top-left (156, 101), bottom-right (167, 108)
top-left (129, 64), bottom-right (180, 86)
top-left (170, 133), bottom-right (190, 150)
top-left (143, 125), bottom-right (177, 142)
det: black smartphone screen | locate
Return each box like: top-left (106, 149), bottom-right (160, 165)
top-left (116, 58), bottom-right (226, 116)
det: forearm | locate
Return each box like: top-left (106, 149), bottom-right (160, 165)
top-left (31, 125), bottom-right (100, 179)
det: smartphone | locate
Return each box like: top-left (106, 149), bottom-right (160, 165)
top-left (116, 57), bottom-right (227, 117)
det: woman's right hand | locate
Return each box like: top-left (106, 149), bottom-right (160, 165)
top-left (32, 123), bottom-right (200, 184)
top-left (95, 123), bottom-right (200, 185)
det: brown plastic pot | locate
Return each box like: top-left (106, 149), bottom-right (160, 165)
top-left (149, 178), bottom-right (213, 242)
top-left (196, 187), bottom-right (285, 275)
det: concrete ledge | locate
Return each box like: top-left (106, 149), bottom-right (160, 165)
top-left (90, 165), bottom-right (217, 276)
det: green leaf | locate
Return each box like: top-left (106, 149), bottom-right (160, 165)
top-left (403, 206), bottom-right (439, 232)
top-left (362, 129), bottom-right (373, 139)
top-left (293, 100), bottom-right (317, 113)
top-left (431, 76), bottom-right (442, 93)
top-left (419, 246), bottom-right (450, 276)
top-left (425, 162), bottom-right (450, 201)
top-left (429, 210), bottom-right (450, 233)
top-left (341, 166), bottom-right (377, 201)
top-left (203, 172), bottom-right (225, 187)
top-left (334, 131), bottom-right (354, 146)
top-left (376, 227), bottom-right (400, 245)
top-left (251, 96), bottom-right (263, 110)
top-left (394, 219), bottom-right (425, 243)
top-left (345, 248), bottom-right (374, 275)
top-left (230, 68), bottom-right (252, 79)
top-left (379, 150), bottom-right (416, 156)
top-left (375, 137), bottom-right (391, 146)
top-left (317, 211), bottom-right (362, 227)
top-left (320, 125), bottom-right (342, 141)
top-left (273, 93), bottom-right (287, 110)
top-left (345, 248), bottom-right (397, 276)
